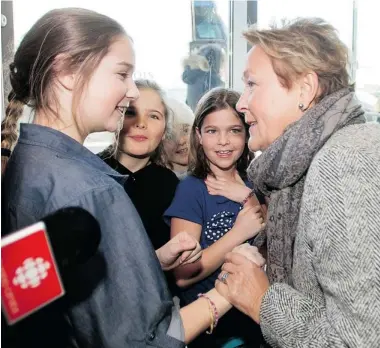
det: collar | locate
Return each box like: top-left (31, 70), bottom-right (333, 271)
top-left (215, 194), bottom-right (230, 204)
top-left (103, 156), bottom-right (157, 178)
top-left (19, 123), bottom-right (128, 186)
top-left (201, 180), bottom-right (233, 204)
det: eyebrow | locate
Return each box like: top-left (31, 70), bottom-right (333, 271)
top-left (117, 61), bottom-right (134, 70)
top-left (242, 70), bottom-right (257, 81)
top-left (147, 108), bottom-right (164, 117)
top-left (203, 124), bottom-right (243, 129)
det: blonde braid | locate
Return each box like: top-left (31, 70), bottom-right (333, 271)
top-left (1, 91), bottom-right (25, 175)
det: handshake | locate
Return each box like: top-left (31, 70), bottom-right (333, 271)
top-left (229, 244), bottom-right (265, 267)
top-left (157, 231), bottom-right (268, 324)
top-left (156, 232), bottom-right (265, 272)
top-left (215, 244), bottom-right (269, 324)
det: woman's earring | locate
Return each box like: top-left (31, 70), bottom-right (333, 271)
top-left (298, 103), bottom-right (307, 112)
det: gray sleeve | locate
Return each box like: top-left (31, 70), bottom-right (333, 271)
top-left (260, 145), bottom-right (380, 348)
top-left (261, 283), bottom-right (346, 348)
top-left (64, 185), bottom-right (185, 348)
top-left (167, 297), bottom-right (185, 341)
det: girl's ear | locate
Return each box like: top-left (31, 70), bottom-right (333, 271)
top-left (196, 127), bottom-right (202, 145)
top-left (54, 54), bottom-right (75, 91)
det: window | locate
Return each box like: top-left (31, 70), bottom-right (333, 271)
top-left (355, 0), bottom-right (380, 121)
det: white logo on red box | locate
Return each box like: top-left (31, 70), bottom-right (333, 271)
top-left (13, 257), bottom-right (51, 289)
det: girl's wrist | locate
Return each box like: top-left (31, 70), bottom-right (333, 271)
top-left (206, 288), bottom-right (232, 316)
top-left (155, 247), bottom-right (166, 269)
top-left (241, 189), bottom-right (254, 206)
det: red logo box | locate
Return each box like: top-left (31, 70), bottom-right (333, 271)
top-left (1, 222), bottom-right (65, 325)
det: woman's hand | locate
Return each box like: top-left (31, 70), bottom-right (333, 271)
top-left (156, 232), bottom-right (202, 271)
top-left (215, 251), bottom-right (270, 323)
top-left (233, 204), bottom-right (265, 241)
top-left (205, 175), bottom-right (253, 204)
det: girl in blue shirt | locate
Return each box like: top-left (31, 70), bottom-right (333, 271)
top-left (164, 88), bottom-right (266, 348)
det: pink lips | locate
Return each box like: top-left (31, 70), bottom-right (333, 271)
top-left (129, 135), bottom-right (148, 142)
top-left (215, 150), bottom-right (233, 158)
top-left (176, 147), bottom-right (188, 155)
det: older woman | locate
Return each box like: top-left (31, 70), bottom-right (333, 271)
top-left (164, 97), bottom-right (195, 177)
top-left (213, 18), bottom-right (380, 347)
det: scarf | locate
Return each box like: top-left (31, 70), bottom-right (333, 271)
top-left (248, 88), bottom-right (366, 285)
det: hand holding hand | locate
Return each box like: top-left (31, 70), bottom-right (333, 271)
top-left (156, 232), bottom-right (202, 271)
top-left (232, 244), bottom-right (265, 267)
top-left (215, 251), bottom-right (269, 323)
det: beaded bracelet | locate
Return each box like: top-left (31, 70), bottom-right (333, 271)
top-left (241, 190), bottom-right (254, 206)
top-left (198, 293), bottom-right (219, 334)
top-left (207, 302), bottom-right (214, 334)
top-left (199, 294), bottom-right (215, 334)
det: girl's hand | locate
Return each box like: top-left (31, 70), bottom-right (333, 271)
top-left (205, 175), bottom-right (252, 204)
top-left (156, 232), bottom-right (202, 271)
top-left (232, 244), bottom-right (266, 267)
top-left (233, 205), bottom-right (265, 241)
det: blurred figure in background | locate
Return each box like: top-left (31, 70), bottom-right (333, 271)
top-left (182, 43), bottom-right (225, 111)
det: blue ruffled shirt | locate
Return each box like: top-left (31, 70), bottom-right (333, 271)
top-left (164, 175), bottom-right (255, 305)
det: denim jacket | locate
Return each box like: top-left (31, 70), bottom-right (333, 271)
top-left (2, 124), bottom-right (185, 348)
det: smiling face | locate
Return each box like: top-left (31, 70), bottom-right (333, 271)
top-left (236, 45), bottom-right (303, 152)
top-left (164, 124), bottom-right (191, 167)
top-left (77, 36), bottom-right (140, 134)
top-left (118, 88), bottom-right (166, 158)
top-left (197, 108), bottom-right (246, 174)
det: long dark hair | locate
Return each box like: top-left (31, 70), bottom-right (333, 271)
top-left (188, 87), bottom-right (252, 179)
top-left (1, 8), bottom-right (126, 174)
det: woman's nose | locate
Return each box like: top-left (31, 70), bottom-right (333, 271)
top-left (236, 92), bottom-right (247, 113)
top-left (178, 134), bottom-right (188, 146)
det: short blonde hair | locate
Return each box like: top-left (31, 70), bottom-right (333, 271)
top-left (243, 18), bottom-right (352, 102)
top-left (166, 97), bottom-right (194, 127)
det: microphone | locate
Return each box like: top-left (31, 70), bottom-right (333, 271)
top-left (1, 207), bottom-right (101, 325)
top-left (39, 207), bottom-right (101, 271)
